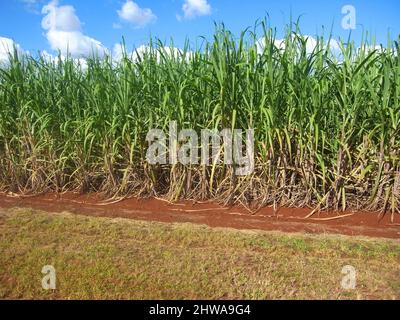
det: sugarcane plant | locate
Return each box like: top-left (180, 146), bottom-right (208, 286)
top-left (0, 20), bottom-right (399, 218)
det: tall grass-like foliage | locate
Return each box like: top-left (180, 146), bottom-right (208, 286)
top-left (0, 22), bottom-right (399, 215)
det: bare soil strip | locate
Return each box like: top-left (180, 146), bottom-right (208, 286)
top-left (0, 193), bottom-right (399, 239)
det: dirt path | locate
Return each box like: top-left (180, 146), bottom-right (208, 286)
top-left (0, 193), bottom-right (399, 239)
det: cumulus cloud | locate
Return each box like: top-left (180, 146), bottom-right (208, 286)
top-left (303, 36), bottom-right (318, 54)
top-left (112, 23), bottom-right (122, 29)
top-left (256, 35), bottom-right (343, 57)
top-left (0, 37), bottom-right (25, 65)
top-left (181, 0), bottom-right (211, 20)
top-left (302, 37), bottom-right (345, 58)
top-left (41, 0), bottom-right (107, 58)
top-left (326, 39), bottom-right (342, 57)
top-left (117, 0), bottom-right (156, 28)
top-left (359, 44), bottom-right (386, 54)
top-left (256, 38), bottom-right (286, 53)
top-left (112, 43), bottom-right (192, 63)
top-left (20, 0), bottom-right (43, 13)
top-left (39, 49), bottom-right (88, 70)
top-left (112, 43), bottom-right (127, 61)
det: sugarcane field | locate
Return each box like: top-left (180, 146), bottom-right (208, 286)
top-left (0, 0), bottom-right (399, 303)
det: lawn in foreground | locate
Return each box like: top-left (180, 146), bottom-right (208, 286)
top-left (0, 208), bottom-right (399, 300)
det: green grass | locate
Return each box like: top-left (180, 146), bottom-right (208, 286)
top-left (0, 20), bottom-right (399, 213)
top-left (0, 208), bottom-right (399, 299)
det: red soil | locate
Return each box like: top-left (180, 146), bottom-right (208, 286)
top-left (0, 192), bottom-right (399, 239)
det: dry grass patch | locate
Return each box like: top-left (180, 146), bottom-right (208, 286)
top-left (0, 208), bottom-right (399, 300)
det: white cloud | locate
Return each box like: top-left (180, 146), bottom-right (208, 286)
top-left (0, 37), bottom-right (25, 65)
top-left (359, 44), bottom-right (385, 53)
top-left (303, 36), bottom-right (318, 55)
top-left (273, 39), bottom-right (286, 51)
top-left (39, 50), bottom-right (57, 62)
top-left (112, 43), bottom-right (127, 61)
top-left (112, 43), bottom-right (193, 63)
top-left (111, 43), bottom-right (150, 61)
top-left (181, 0), bottom-right (211, 20)
top-left (20, 0), bottom-right (43, 13)
top-left (117, 0), bottom-right (156, 28)
top-left (256, 38), bottom-right (286, 53)
top-left (39, 50), bottom-right (88, 71)
top-left (256, 35), bottom-right (343, 57)
top-left (112, 23), bottom-right (122, 29)
top-left (326, 39), bottom-right (342, 58)
top-left (20, 0), bottom-right (40, 4)
top-left (41, 0), bottom-right (107, 58)
top-left (303, 37), bottom-right (345, 59)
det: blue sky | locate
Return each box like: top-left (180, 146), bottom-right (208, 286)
top-left (0, 0), bottom-right (399, 56)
